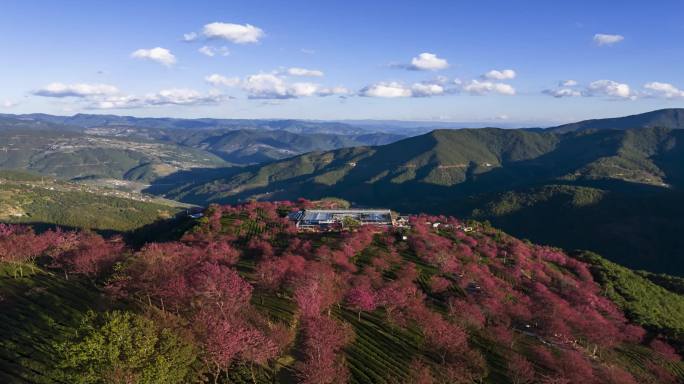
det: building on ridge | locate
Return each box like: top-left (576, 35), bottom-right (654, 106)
top-left (289, 208), bottom-right (394, 231)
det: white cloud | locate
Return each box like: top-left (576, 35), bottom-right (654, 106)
top-left (205, 74), bottom-right (241, 87)
top-left (90, 95), bottom-right (140, 109)
top-left (360, 81), bottom-right (446, 98)
top-left (34, 82), bottom-right (119, 98)
top-left (91, 89), bottom-right (226, 109)
top-left (484, 69), bottom-right (516, 80)
top-left (286, 67), bottom-right (324, 77)
top-left (1, 100), bottom-right (18, 108)
top-left (360, 77), bottom-right (520, 98)
top-left (288, 82), bottom-right (320, 97)
top-left (241, 73), bottom-right (339, 99)
top-left (543, 88), bottom-right (581, 98)
top-left (183, 32), bottom-right (198, 42)
top-left (198, 46), bottom-right (214, 57)
top-left (131, 47), bottom-right (176, 66)
top-left (462, 80), bottom-right (516, 95)
top-left (34, 81), bottom-right (225, 109)
top-left (204, 71), bottom-right (348, 99)
top-left (203, 22), bottom-right (264, 44)
top-left (586, 80), bottom-right (633, 99)
top-left (410, 52), bottom-right (449, 71)
top-left (411, 82), bottom-right (444, 97)
top-left (198, 46), bottom-right (230, 57)
top-left (300, 48), bottom-right (316, 55)
top-left (242, 74), bottom-right (289, 98)
top-left (593, 33), bottom-right (624, 46)
top-left (560, 79), bottom-right (578, 87)
top-left (144, 89), bottom-right (224, 105)
top-left (360, 82), bottom-right (413, 98)
top-left (317, 86), bottom-right (350, 96)
top-left (644, 82), bottom-right (684, 98)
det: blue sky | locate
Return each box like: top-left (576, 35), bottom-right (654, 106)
top-left (2, 0), bottom-right (684, 125)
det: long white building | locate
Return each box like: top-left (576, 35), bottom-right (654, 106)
top-left (288, 209), bottom-right (394, 230)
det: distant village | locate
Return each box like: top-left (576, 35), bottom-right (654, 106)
top-left (0, 177), bottom-right (159, 203)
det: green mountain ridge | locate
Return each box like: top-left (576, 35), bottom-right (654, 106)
top-left (549, 108), bottom-right (684, 133)
top-left (160, 126), bottom-right (682, 201)
top-left (155, 126), bottom-right (684, 274)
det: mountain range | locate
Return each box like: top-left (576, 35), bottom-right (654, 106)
top-left (1, 108), bottom-right (684, 275)
top-left (148, 110), bottom-right (684, 275)
top-left (0, 114), bottom-right (408, 184)
top-left (549, 108), bottom-right (684, 133)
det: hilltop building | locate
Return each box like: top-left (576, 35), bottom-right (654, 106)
top-left (288, 209), bottom-right (394, 231)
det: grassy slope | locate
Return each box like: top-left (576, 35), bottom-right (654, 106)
top-left (0, 265), bottom-right (101, 384)
top-left (0, 171), bottom-right (184, 232)
top-left (577, 251), bottom-right (684, 342)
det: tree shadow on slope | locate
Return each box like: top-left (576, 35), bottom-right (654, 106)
top-left (144, 166), bottom-right (245, 196)
top-left (0, 265), bottom-right (102, 384)
top-left (459, 183), bottom-right (684, 276)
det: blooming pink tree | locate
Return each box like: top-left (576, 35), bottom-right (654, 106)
top-left (649, 338), bottom-right (681, 361)
top-left (297, 315), bottom-right (353, 384)
top-left (346, 285), bottom-right (377, 320)
top-left (188, 262), bottom-right (253, 316)
top-left (196, 309), bottom-right (278, 383)
top-left (598, 366), bottom-right (638, 384)
top-left (429, 276), bottom-right (451, 294)
top-left (508, 354), bottom-right (535, 384)
top-left (52, 233), bottom-right (125, 280)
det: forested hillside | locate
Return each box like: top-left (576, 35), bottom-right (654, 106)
top-left (155, 126), bottom-right (684, 275)
top-left (0, 201), bottom-right (682, 383)
top-left (549, 108), bottom-right (684, 133)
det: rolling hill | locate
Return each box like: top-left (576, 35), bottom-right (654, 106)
top-left (155, 126), bottom-right (684, 274)
top-left (0, 115), bottom-right (407, 182)
top-left (0, 170), bottom-right (186, 232)
top-left (0, 201), bottom-right (682, 383)
top-left (549, 108), bottom-right (684, 133)
top-left (158, 126), bottom-right (683, 202)
top-left (0, 129), bottom-right (228, 183)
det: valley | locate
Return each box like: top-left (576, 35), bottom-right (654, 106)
top-left (0, 170), bottom-right (187, 231)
